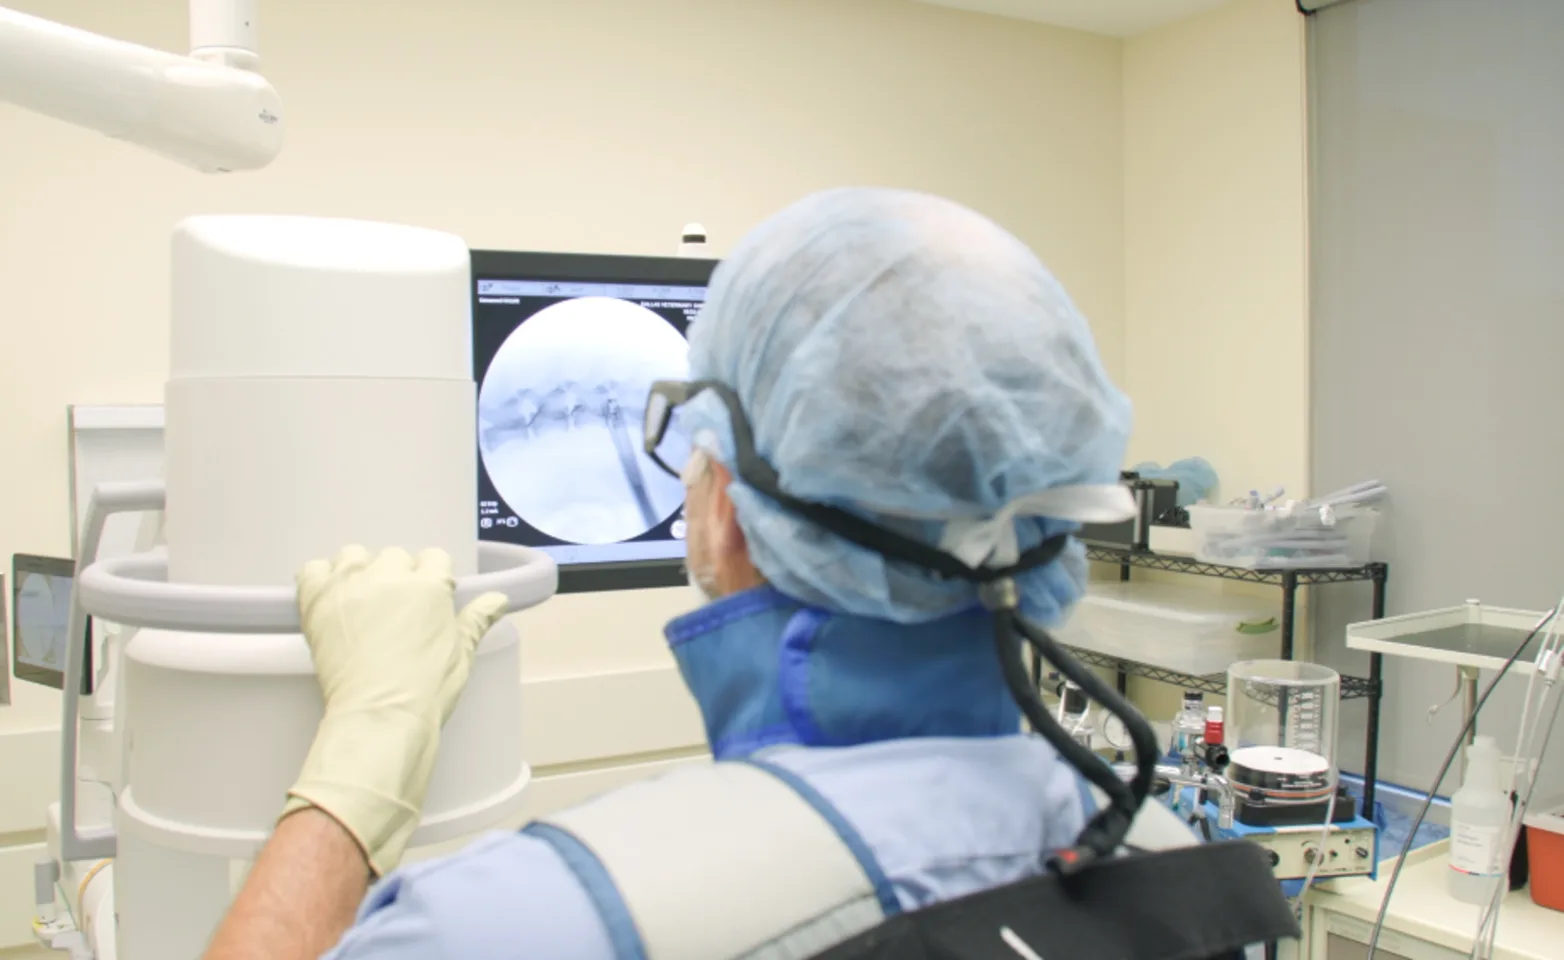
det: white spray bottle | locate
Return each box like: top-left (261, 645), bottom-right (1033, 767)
top-left (1448, 735), bottom-right (1509, 904)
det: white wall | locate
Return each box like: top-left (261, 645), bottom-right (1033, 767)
top-left (1308, 0), bottom-right (1564, 795)
top-left (1115, 0), bottom-right (1308, 718)
top-left (0, 0), bottom-right (1127, 950)
top-left (1122, 0), bottom-right (1309, 501)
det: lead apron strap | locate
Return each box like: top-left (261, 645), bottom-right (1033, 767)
top-left (540, 761), bottom-right (890, 960)
top-left (806, 792), bottom-right (1298, 960)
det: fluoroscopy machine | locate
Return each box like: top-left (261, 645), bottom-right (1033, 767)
top-left (3, 3), bottom-right (562, 957)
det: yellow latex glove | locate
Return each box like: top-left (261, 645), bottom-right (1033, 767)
top-left (282, 545), bottom-right (508, 876)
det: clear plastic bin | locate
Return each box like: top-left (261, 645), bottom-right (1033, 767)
top-left (1054, 582), bottom-right (1281, 677)
top-left (1188, 503), bottom-right (1378, 570)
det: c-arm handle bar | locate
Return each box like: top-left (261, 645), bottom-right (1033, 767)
top-left (59, 481), bottom-right (559, 862)
top-left (60, 481), bottom-right (167, 862)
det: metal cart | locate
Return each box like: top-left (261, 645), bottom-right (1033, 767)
top-left (1073, 544), bottom-right (1389, 818)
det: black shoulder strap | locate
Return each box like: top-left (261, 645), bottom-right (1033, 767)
top-left (806, 841), bottom-right (1300, 960)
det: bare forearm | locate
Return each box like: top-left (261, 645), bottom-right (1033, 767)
top-left (204, 808), bottom-right (370, 960)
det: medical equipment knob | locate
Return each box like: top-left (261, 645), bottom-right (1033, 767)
top-left (1204, 743), bottom-right (1230, 771)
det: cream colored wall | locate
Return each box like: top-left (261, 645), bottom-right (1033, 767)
top-left (0, 0), bottom-right (1126, 949)
top-left (1122, 0), bottom-right (1309, 502)
top-left (1118, 0), bottom-right (1310, 719)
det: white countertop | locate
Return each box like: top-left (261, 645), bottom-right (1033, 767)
top-left (1307, 841), bottom-right (1562, 960)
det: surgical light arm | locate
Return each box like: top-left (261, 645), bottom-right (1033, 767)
top-left (0, 0), bottom-right (282, 173)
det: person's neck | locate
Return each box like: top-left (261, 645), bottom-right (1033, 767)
top-left (714, 562), bottom-right (765, 597)
top-left (664, 586), bottom-right (1022, 761)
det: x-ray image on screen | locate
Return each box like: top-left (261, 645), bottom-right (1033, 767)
top-left (472, 268), bottom-right (707, 569)
top-left (15, 571), bottom-right (71, 671)
top-left (478, 296), bottom-right (688, 545)
top-left (11, 554), bottom-right (95, 693)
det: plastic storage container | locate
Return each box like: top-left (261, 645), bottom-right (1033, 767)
top-left (1054, 582), bottom-right (1281, 677)
top-left (1524, 803), bottom-right (1564, 912)
top-left (1188, 502), bottom-right (1378, 570)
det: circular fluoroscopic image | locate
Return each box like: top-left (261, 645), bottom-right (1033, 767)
top-left (16, 572), bottom-right (70, 669)
top-left (478, 296), bottom-right (690, 545)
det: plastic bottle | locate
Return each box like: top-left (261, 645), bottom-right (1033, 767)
top-left (1060, 683), bottom-right (1092, 749)
top-left (1204, 705), bottom-right (1225, 747)
top-left (1449, 735), bottom-right (1510, 904)
top-left (1172, 691), bottom-right (1206, 761)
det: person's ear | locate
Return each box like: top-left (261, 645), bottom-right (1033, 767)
top-left (704, 459), bottom-right (748, 558)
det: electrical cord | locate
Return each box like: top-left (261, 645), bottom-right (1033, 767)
top-left (1472, 611), bottom-right (1555, 954)
top-left (1364, 606), bottom-right (1559, 960)
top-left (1472, 685), bottom-right (1562, 959)
top-left (1292, 769), bottom-right (1340, 919)
top-left (1471, 606), bottom-right (1563, 959)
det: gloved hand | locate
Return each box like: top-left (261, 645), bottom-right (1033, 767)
top-left (282, 545), bottom-right (508, 876)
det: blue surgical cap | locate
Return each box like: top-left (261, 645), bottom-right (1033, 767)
top-left (680, 187), bottom-right (1133, 624)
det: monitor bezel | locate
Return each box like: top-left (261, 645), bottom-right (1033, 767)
top-left (10, 553), bottom-right (93, 694)
top-left (469, 249), bottom-right (719, 595)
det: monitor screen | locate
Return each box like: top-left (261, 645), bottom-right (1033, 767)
top-left (471, 251), bottom-right (718, 591)
top-left (11, 554), bottom-right (92, 693)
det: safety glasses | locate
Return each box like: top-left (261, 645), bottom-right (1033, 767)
top-left (643, 379), bottom-right (779, 489)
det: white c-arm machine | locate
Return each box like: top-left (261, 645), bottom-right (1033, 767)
top-left (5, 6), bottom-right (561, 959)
top-left (0, 0), bottom-right (282, 172)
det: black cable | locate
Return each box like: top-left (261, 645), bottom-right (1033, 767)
top-left (1017, 616), bottom-right (1158, 818)
top-left (991, 610), bottom-right (1150, 872)
top-left (1363, 608), bottom-right (1558, 959)
top-left (1474, 687), bottom-right (1564, 958)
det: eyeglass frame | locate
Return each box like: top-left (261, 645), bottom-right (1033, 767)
top-left (643, 379), bottom-right (764, 484)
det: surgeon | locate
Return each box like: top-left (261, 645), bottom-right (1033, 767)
top-left (203, 187), bottom-right (1146, 960)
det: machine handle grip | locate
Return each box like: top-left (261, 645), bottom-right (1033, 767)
top-left (61, 480), bottom-right (169, 862)
top-left (60, 480), bottom-right (558, 864)
top-left (78, 542), bottom-right (556, 634)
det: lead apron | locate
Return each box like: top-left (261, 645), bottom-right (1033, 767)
top-left (809, 787), bottom-right (1301, 960)
top-left (526, 759), bottom-right (899, 960)
top-left (523, 762), bottom-right (1224, 960)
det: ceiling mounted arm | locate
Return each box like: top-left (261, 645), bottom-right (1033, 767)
top-left (0, 0), bottom-right (283, 173)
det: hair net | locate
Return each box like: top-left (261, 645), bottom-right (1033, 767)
top-left (679, 187), bottom-right (1133, 624)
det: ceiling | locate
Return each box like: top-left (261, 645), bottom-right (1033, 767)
top-left (915, 0), bottom-right (1238, 38)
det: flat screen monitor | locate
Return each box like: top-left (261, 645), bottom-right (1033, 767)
top-left (471, 250), bottom-right (718, 593)
top-left (11, 554), bottom-right (93, 693)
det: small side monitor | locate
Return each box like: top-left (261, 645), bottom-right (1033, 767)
top-left (11, 554), bottom-right (93, 694)
top-left (470, 250), bottom-right (718, 594)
